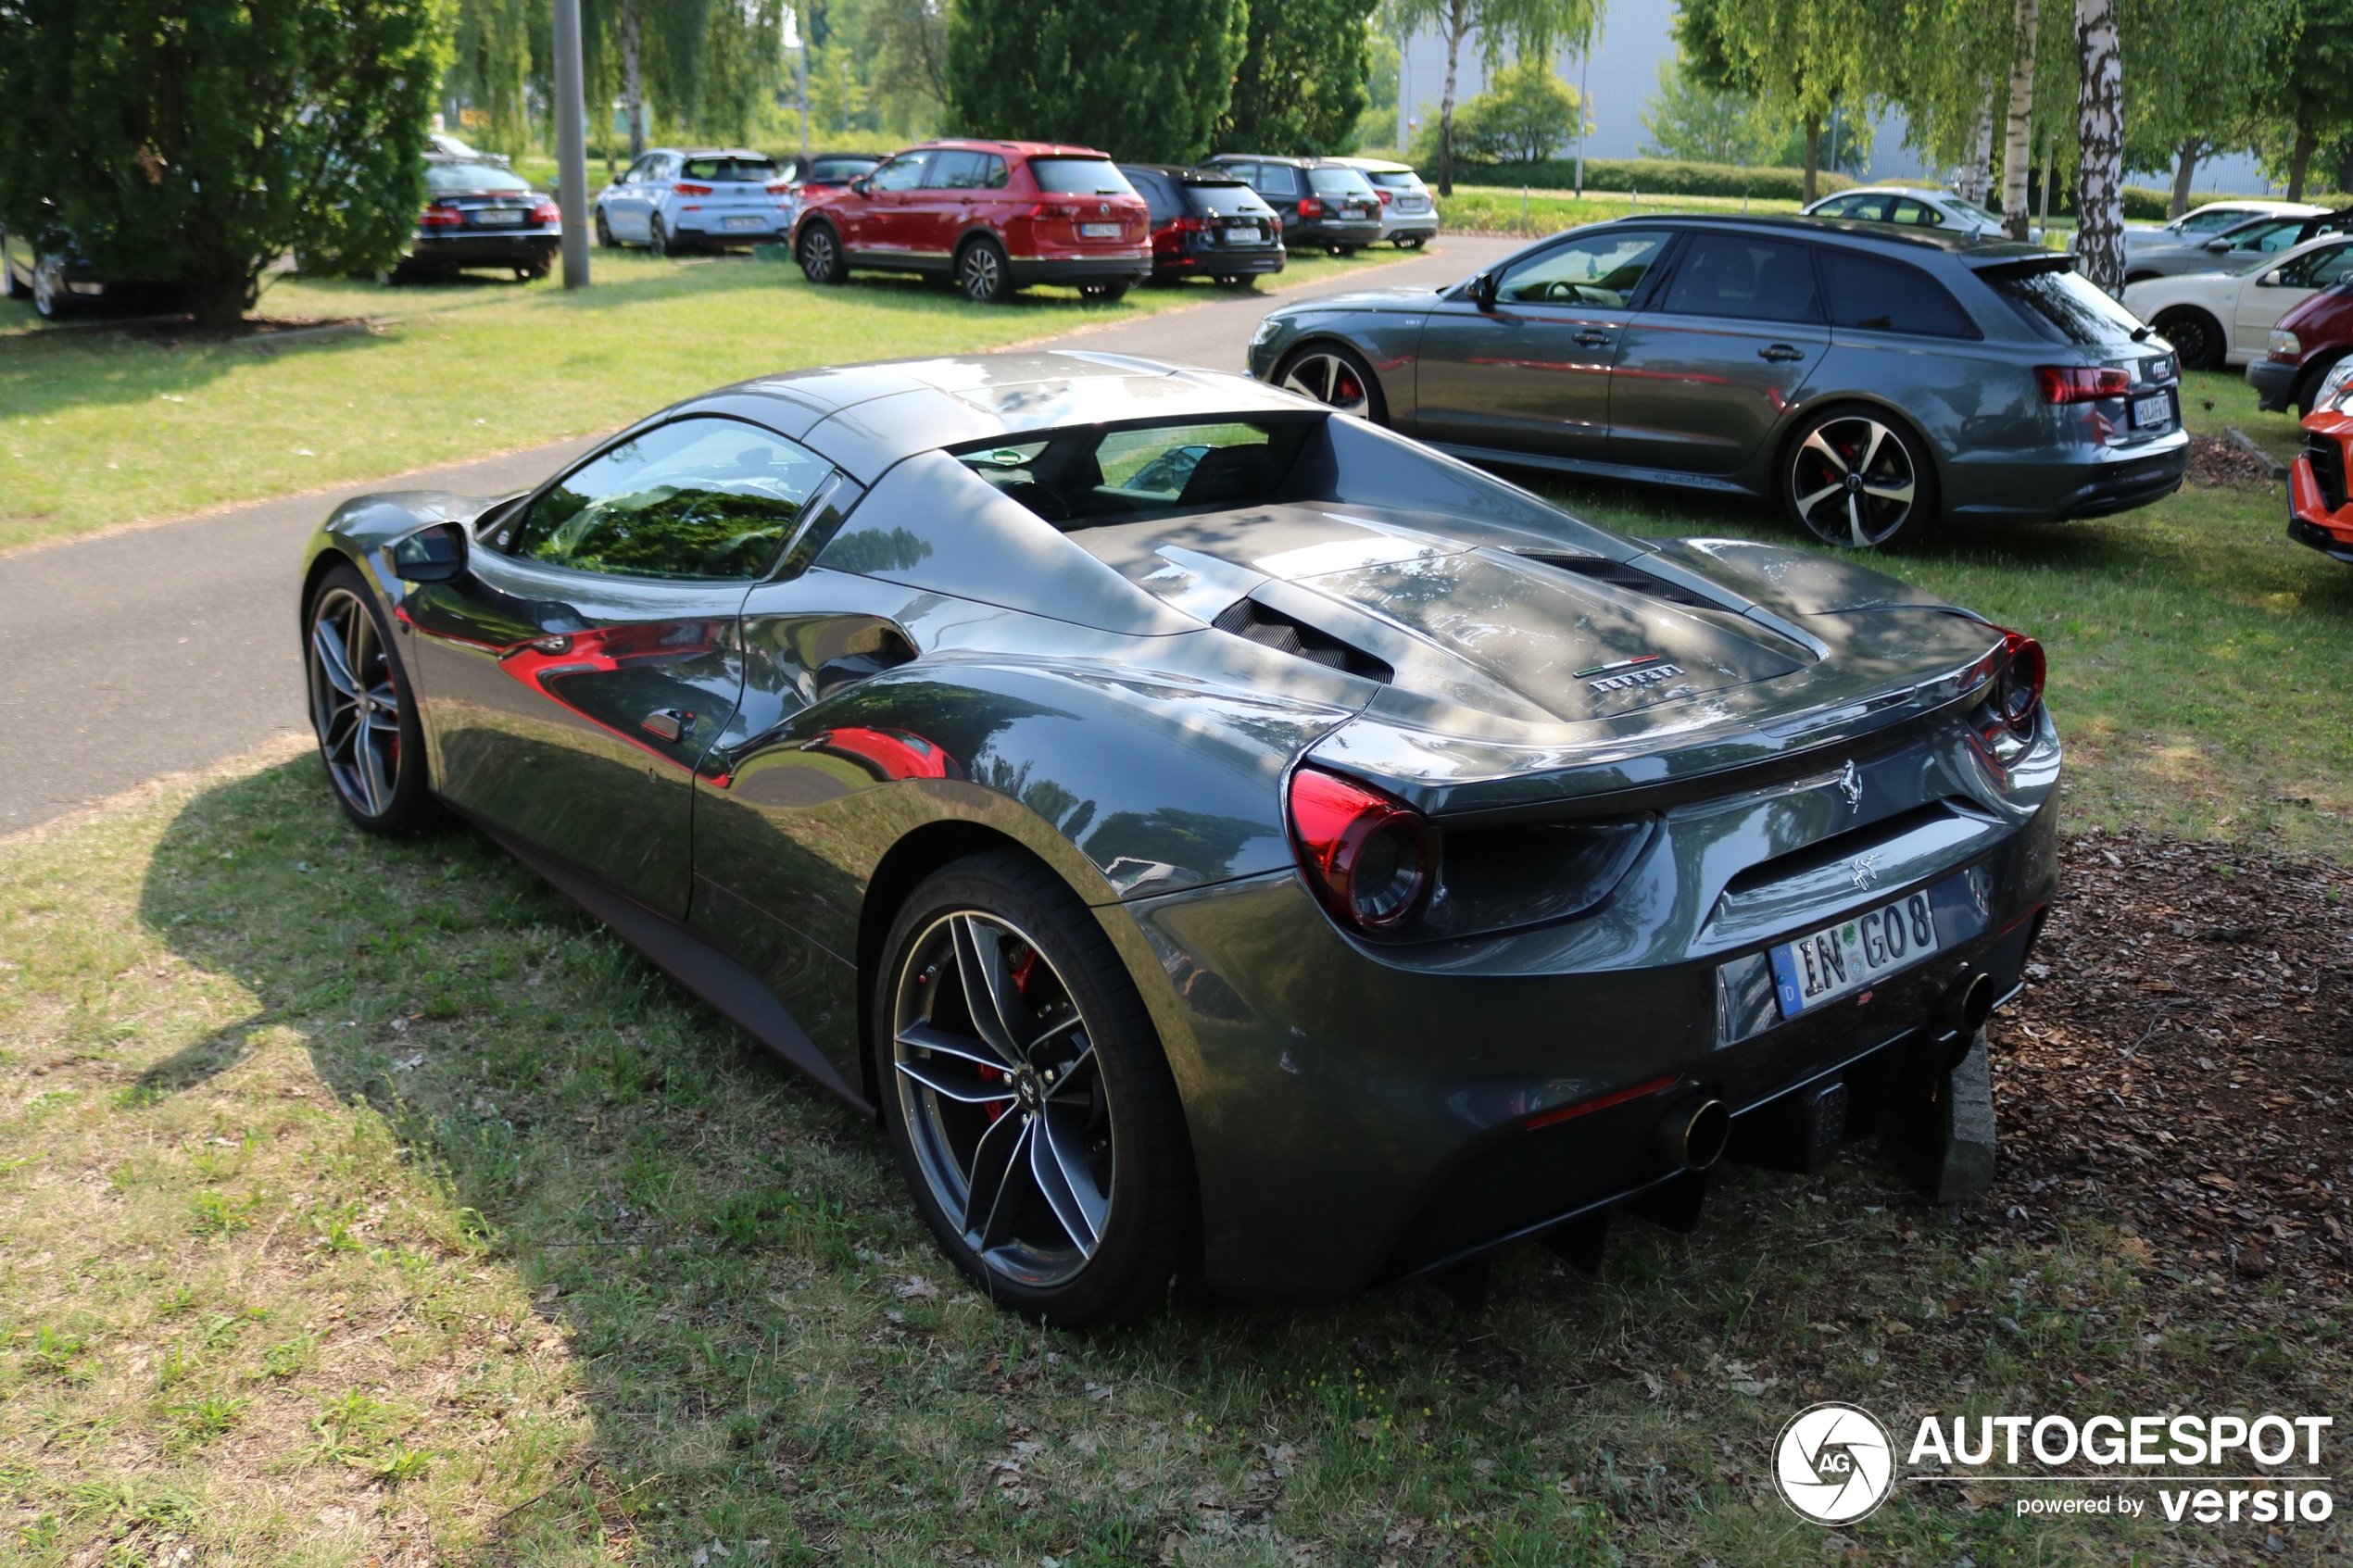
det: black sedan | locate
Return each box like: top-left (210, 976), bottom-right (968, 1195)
top-left (1119, 163), bottom-right (1285, 286)
top-left (396, 157), bottom-right (560, 282)
top-left (1248, 216), bottom-right (2190, 549)
top-left (301, 352), bottom-right (2058, 1322)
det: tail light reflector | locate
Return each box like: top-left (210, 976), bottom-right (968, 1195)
top-left (1288, 767), bottom-right (1432, 933)
top-left (1990, 628), bottom-right (2045, 737)
top-left (1296, 195), bottom-right (1323, 220)
top-left (2035, 365), bottom-right (2131, 404)
top-left (529, 201), bottom-right (560, 225)
top-left (1376, 188), bottom-right (1393, 206)
top-left (420, 202), bottom-right (462, 228)
top-left (673, 182), bottom-right (713, 195)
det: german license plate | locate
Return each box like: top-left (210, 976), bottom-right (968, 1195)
top-left (472, 208), bottom-right (523, 226)
top-left (2132, 391), bottom-right (2171, 428)
top-left (723, 215), bottom-right (765, 231)
top-left (1768, 889), bottom-right (1941, 1017)
top-left (1080, 222), bottom-right (1121, 238)
top-left (1225, 225), bottom-right (1263, 244)
top-left (1343, 204), bottom-right (1369, 219)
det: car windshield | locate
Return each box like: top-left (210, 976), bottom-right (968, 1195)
top-left (1308, 168), bottom-right (1377, 197)
top-left (1984, 265), bottom-right (2147, 346)
top-left (682, 156), bottom-right (778, 183)
top-left (426, 162), bottom-right (534, 193)
top-left (952, 418), bottom-right (1310, 527)
top-left (1031, 158), bottom-right (1135, 195)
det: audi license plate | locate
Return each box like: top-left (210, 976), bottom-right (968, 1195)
top-left (472, 208), bottom-right (523, 225)
top-left (723, 215), bottom-right (765, 231)
top-left (2132, 391), bottom-right (2172, 429)
top-left (1768, 889), bottom-right (1941, 1017)
top-left (1080, 222), bottom-right (1121, 238)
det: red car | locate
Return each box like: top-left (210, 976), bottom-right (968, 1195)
top-left (2247, 277), bottom-right (2353, 416)
top-left (2286, 357), bottom-right (2353, 562)
top-left (790, 139), bottom-right (1151, 304)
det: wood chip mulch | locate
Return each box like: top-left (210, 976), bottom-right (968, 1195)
top-left (1985, 830), bottom-right (2353, 1287)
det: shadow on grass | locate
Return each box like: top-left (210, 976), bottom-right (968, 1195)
top-left (122, 748), bottom-right (2070, 1563)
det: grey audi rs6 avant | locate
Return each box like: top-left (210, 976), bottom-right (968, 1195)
top-left (1247, 216), bottom-right (2189, 550)
top-left (300, 352), bottom-right (2057, 1323)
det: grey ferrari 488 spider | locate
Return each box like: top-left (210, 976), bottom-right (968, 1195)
top-left (299, 351), bottom-right (2057, 1323)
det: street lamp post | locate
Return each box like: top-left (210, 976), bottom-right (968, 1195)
top-left (551, 0), bottom-right (591, 288)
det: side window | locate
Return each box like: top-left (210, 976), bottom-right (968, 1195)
top-left (1818, 249), bottom-right (1980, 338)
top-left (926, 150), bottom-right (988, 189)
top-left (980, 155), bottom-right (1010, 189)
top-left (507, 418), bottom-right (835, 581)
top-left (1813, 194), bottom-right (1861, 219)
top-left (1495, 230), bottom-right (1668, 307)
top-left (2310, 245), bottom-right (2353, 286)
top-left (1257, 163), bottom-right (1302, 197)
top-left (868, 152), bottom-right (931, 192)
top-left (625, 156), bottom-right (658, 183)
top-left (1659, 233), bottom-right (1822, 322)
top-left (1889, 197), bottom-right (1942, 227)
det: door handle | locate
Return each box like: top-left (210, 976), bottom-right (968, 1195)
top-left (641, 709), bottom-right (687, 742)
top-left (1758, 344), bottom-right (1806, 362)
top-left (1572, 331), bottom-right (1613, 346)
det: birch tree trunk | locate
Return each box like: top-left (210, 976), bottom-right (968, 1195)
top-left (1438, 0), bottom-right (1466, 197)
top-left (2074, 0), bottom-right (2125, 295)
top-left (1957, 95), bottom-right (1994, 204)
top-left (622, 0), bottom-right (645, 160)
top-left (2002, 0), bottom-right (2039, 238)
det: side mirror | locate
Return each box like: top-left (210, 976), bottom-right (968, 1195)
top-left (384, 520), bottom-right (469, 583)
top-left (849, 175), bottom-right (873, 196)
top-left (2259, 270), bottom-right (2284, 287)
top-left (1471, 271), bottom-right (1500, 309)
top-left (2204, 238), bottom-right (2232, 252)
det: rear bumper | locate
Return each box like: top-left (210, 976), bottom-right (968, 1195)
top-left (405, 232), bottom-right (560, 269)
top-left (678, 217), bottom-right (792, 245)
top-left (2248, 356), bottom-right (2301, 412)
top-left (1290, 220), bottom-right (1384, 249)
top-left (1151, 245), bottom-right (1286, 279)
top-left (1008, 253), bottom-right (1151, 286)
top-left (1378, 214), bottom-right (1439, 241)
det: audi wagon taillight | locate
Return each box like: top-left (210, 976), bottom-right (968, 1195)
top-left (1288, 767), bottom-right (1432, 933)
top-left (2035, 365), bottom-right (2131, 404)
top-left (1296, 195), bottom-right (1324, 220)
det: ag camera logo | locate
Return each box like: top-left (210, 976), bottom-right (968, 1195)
top-left (1776, 1402), bottom-right (1896, 1524)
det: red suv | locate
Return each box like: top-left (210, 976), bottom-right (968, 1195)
top-left (791, 140), bottom-right (1150, 304)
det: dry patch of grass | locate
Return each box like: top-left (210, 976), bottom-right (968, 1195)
top-left (2, 744), bottom-right (2347, 1566)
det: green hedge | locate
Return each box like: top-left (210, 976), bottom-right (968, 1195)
top-left (1420, 157), bottom-right (1856, 201)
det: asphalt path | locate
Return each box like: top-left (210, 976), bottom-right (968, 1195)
top-left (0, 234), bottom-right (1517, 834)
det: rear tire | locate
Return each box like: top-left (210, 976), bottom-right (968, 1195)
top-left (957, 236), bottom-right (1014, 304)
top-left (594, 210), bottom-right (616, 249)
top-left (2152, 306), bottom-right (2223, 371)
top-left (304, 564), bottom-right (438, 835)
top-left (648, 213), bottom-right (672, 257)
top-left (875, 850), bottom-right (1195, 1326)
top-left (1780, 403), bottom-right (1939, 552)
top-left (798, 223), bottom-right (847, 284)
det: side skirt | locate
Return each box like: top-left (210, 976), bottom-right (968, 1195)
top-left (1427, 440), bottom-right (1761, 497)
top-left (481, 823), bottom-right (877, 1119)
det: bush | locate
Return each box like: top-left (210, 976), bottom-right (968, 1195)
top-left (1421, 156), bottom-right (1854, 202)
top-left (1455, 59), bottom-right (1584, 165)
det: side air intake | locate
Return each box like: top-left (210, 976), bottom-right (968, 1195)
top-left (1213, 598), bottom-right (1393, 682)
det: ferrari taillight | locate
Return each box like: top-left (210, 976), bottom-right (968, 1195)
top-left (1991, 628), bottom-right (2045, 737)
top-left (1288, 767), bottom-right (1433, 933)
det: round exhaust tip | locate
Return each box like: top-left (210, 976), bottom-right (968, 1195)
top-left (1957, 972), bottom-right (1996, 1036)
top-left (1656, 1098), bottom-right (1731, 1172)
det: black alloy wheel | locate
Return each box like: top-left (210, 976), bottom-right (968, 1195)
top-left (305, 566), bottom-right (437, 835)
top-left (799, 224), bottom-right (846, 284)
top-left (1275, 343), bottom-right (1386, 423)
top-left (2151, 307), bottom-right (2223, 371)
top-left (1782, 406), bottom-right (1937, 551)
top-left (1078, 280), bottom-right (1130, 303)
top-left (877, 851), bottom-right (1193, 1325)
top-left (958, 237), bottom-right (1014, 304)
top-left (594, 210), bottom-right (616, 249)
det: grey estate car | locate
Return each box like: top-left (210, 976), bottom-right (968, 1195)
top-left (1248, 216), bottom-right (2189, 550)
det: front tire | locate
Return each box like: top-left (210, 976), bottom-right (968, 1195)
top-left (30, 255), bottom-right (69, 320)
top-left (876, 850), bottom-right (1194, 1325)
top-left (957, 236), bottom-right (1014, 304)
top-left (594, 210), bottom-right (616, 249)
top-left (1274, 342), bottom-right (1388, 423)
top-left (305, 564), bottom-right (437, 834)
top-left (1781, 404), bottom-right (1939, 551)
top-left (798, 223), bottom-right (846, 284)
top-left (2152, 306), bottom-right (2223, 371)
top-left (648, 213), bottom-right (672, 257)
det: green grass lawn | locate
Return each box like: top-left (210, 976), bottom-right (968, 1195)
top-left (5, 742), bottom-right (2337, 1567)
top-left (0, 245), bottom-right (1406, 557)
top-left (1438, 184), bottom-right (1806, 236)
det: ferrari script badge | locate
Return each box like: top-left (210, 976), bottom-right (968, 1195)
top-left (1579, 654), bottom-right (1683, 693)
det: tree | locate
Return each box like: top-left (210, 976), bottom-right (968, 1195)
top-left (1673, 0), bottom-right (1875, 203)
top-left (1378, 0), bottom-right (1600, 194)
top-left (867, 0), bottom-right (950, 126)
top-left (1997, 0), bottom-right (2037, 234)
top-left (1455, 57), bottom-right (1584, 161)
top-left (2074, 0), bottom-right (2125, 294)
top-left (1640, 49), bottom-right (1782, 163)
top-left (946, 0), bottom-right (1246, 162)
top-left (2255, 0), bottom-right (2353, 198)
top-left (1218, 0), bottom-right (1378, 157)
top-left (1359, 31), bottom-right (1404, 151)
top-left (0, 0), bottom-right (449, 327)
top-left (2120, 0), bottom-right (2280, 218)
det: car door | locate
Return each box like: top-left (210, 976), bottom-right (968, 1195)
top-left (843, 150), bottom-right (933, 257)
top-left (402, 416), bottom-right (837, 916)
top-left (615, 155), bottom-right (666, 241)
top-left (2234, 241), bottom-right (2353, 356)
top-left (1411, 228), bottom-right (1672, 461)
top-left (918, 149), bottom-right (991, 267)
top-left (1606, 230), bottom-right (1831, 477)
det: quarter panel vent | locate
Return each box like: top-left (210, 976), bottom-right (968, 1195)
top-left (1213, 598), bottom-right (1392, 683)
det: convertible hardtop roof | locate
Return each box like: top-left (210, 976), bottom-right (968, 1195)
top-left (1579, 212), bottom-right (2050, 267)
top-left (692, 353), bottom-right (1313, 483)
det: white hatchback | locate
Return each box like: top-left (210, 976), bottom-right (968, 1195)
top-left (1333, 157), bottom-right (1439, 249)
top-left (2124, 233), bottom-right (2353, 369)
top-left (1803, 185), bottom-right (2033, 243)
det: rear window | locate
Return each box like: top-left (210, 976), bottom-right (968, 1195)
top-left (426, 162), bottom-right (534, 193)
top-left (1818, 250), bottom-right (1981, 339)
top-left (1124, 169), bottom-right (1180, 221)
top-left (682, 156), bottom-right (778, 183)
top-left (1308, 168), bottom-right (1376, 197)
top-left (1030, 158), bottom-right (1135, 195)
top-left (1363, 170), bottom-right (1420, 190)
top-left (952, 418), bottom-right (1310, 527)
top-left (1186, 182), bottom-right (1270, 218)
top-left (1984, 264), bottom-right (2146, 346)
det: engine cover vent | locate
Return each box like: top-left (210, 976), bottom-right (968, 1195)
top-left (1213, 597), bottom-right (1392, 683)
top-left (1518, 552), bottom-right (1724, 610)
